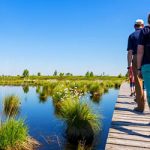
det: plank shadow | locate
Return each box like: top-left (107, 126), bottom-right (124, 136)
top-left (116, 101), bottom-right (135, 105)
top-left (118, 95), bottom-right (133, 99)
top-left (111, 121), bottom-right (150, 138)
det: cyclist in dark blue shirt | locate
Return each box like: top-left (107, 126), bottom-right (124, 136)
top-left (127, 19), bottom-right (145, 112)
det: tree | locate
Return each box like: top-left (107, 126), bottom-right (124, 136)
top-left (85, 71), bottom-right (90, 77)
top-left (59, 72), bottom-right (64, 77)
top-left (53, 70), bottom-right (58, 76)
top-left (37, 72), bottom-right (41, 76)
top-left (66, 73), bottom-right (73, 76)
top-left (22, 69), bottom-right (29, 77)
top-left (90, 72), bottom-right (94, 77)
top-left (118, 73), bottom-right (122, 78)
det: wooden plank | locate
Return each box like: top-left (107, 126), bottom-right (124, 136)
top-left (110, 125), bottom-right (150, 133)
top-left (113, 115), bottom-right (150, 120)
top-left (114, 111), bottom-right (150, 116)
top-left (106, 144), bottom-right (150, 150)
top-left (112, 118), bottom-right (150, 123)
top-left (109, 129), bottom-right (150, 136)
top-left (108, 132), bottom-right (150, 142)
top-left (105, 82), bottom-right (150, 150)
top-left (107, 137), bottom-right (150, 148)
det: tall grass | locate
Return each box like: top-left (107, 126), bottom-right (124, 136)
top-left (1, 95), bottom-right (40, 150)
top-left (0, 118), bottom-right (40, 150)
top-left (52, 84), bottom-right (69, 103)
top-left (60, 98), bottom-right (100, 144)
top-left (0, 118), bottom-right (27, 149)
top-left (3, 95), bottom-right (21, 118)
top-left (68, 81), bottom-right (87, 95)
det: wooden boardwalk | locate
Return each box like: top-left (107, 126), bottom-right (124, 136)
top-left (105, 82), bottom-right (150, 150)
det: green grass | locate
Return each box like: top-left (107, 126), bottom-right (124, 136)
top-left (1, 96), bottom-right (40, 150)
top-left (0, 118), bottom-right (28, 150)
top-left (3, 95), bottom-right (21, 118)
top-left (60, 97), bottom-right (100, 144)
top-left (0, 75), bottom-right (126, 86)
top-left (52, 83), bottom-right (69, 103)
top-left (88, 82), bottom-right (104, 95)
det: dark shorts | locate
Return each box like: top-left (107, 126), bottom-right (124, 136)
top-left (130, 82), bottom-right (135, 87)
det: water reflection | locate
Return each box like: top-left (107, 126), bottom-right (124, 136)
top-left (0, 86), bottom-right (118, 150)
top-left (36, 86), bottom-right (41, 94)
top-left (22, 85), bottom-right (29, 93)
top-left (64, 141), bottom-right (92, 150)
top-left (104, 87), bottom-right (109, 94)
top-left (53, 102), bottom-right (62, 117)
top-left (90, 93), bottom-right (102, 103)
top-left (39, 93), bottom-right (48, 103)
top-left (38, 86), bottom-right (49, 103)
top-left (3, 95), bottom-right (20, 118)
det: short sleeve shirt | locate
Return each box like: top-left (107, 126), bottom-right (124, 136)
top-left (138, 26), bottom-right (150, 65)
top-left (138, 26), bottom-right (150, 45)
top-left (127, 29), bottom-right (142, 55)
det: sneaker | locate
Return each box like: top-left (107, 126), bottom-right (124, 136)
top-left (130, 93), bottom-right (134, 96)
top-left (133, 107), bottom-right (144, 113)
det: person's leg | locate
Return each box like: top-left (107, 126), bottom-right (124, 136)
top-left (142, 65), bottom-right (150, 108)
top-left (133, 83), bottom-right (135, 95)
top-left (130, 82), bottom-right (133, 96)
top-left (131, 83), bottom-right (135, 96)
top-left (132, 55), bottom-right (145, 111)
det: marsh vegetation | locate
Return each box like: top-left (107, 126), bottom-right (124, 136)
top-left (0, 95), bottom-right (39, 150)
top-left (0, 75), bottom-right (124, 149)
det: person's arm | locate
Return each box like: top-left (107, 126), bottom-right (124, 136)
top-left (137, 29), bottom-right (145, 78)
top-left (127, 35), bottom-right (133, 69)
top-left (137, 45), bottom-right (144, 70)
top-left (127, 50), bottom-right (133, 68)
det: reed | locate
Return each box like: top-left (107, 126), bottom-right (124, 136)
top-left (3, 95), bottom-right (21, 118)
top-left (0, 119), bottom-right (27, 149)
top-left (0, 118), bottom-right (39, 150)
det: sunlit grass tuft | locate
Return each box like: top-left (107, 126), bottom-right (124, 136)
top-left (0, 118), bottom-right (27, 149)
top-left (60, 97), bottom-right (100, 144)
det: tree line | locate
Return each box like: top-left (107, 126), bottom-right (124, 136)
top-left (22, 69), bottom-right (123, 78)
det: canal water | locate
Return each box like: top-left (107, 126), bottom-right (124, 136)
top-left (0, 86), bottom-right (118, 150)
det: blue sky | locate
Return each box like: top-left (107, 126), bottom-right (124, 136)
top-left (0, 0), bottom-right (150, 76)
